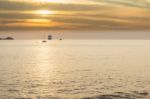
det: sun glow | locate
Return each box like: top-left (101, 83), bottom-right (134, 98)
top-left (26, 19), bottom-right (51, 23)
top-left (35, 10), bottom-right (55, 15)
top-left (33, 0), bottom-right (65, 3)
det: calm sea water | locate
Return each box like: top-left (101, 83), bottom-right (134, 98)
top-left (0, 40), bottom-right (150, 99)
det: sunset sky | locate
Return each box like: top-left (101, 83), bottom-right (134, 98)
top-left (0, 0), bottom-right (150, 31)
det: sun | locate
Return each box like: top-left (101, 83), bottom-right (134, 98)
top-left (35, 10), bottom-right (54, 15)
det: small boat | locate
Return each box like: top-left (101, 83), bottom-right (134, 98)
top-left (42, 33), bottom-right (47, 43)
top-left (59, 38), bottom-right (62, 40)
top-left (42, 40), bottom-right (47, 43)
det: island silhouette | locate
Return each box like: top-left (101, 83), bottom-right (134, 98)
top-left (0, 37), bottom-right (14, 40)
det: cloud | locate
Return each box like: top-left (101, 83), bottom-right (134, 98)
top-left (0, 0), bottom-right (106, 11)
top-left (0, 0), bottom-right (150, 31)
top-left (90, 0), bottom-right (150, 9)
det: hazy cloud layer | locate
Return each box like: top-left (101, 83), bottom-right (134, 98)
top-left (91, 0), bottom-right (150, 9)
top-left (0, 0), bottom-right (150, 31)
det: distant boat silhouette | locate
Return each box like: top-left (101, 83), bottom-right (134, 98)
top-left (48, 35), bottom-right (52, 40)
top-left (59, 38), bottom-right (62, 40)
top-left (42, 33), bottom-right (47, 43)
top-left (42, 40), bottom-right (47, 43)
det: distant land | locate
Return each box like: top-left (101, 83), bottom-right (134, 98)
top-left (0, 37), bottom-right (14, 40)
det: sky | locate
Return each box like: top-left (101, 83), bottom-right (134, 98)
top-left (0, 0), bottom-right (150, 31)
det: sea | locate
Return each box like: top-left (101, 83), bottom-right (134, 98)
top-left (0, 40), bottom-right (150, 99)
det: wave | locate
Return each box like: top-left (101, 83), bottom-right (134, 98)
top-left (83, 91), bottom-right (149, 99)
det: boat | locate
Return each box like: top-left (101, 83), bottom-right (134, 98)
top-left (42, 33), bottom-right (47, 43)
top-left (48, 35), bottom-right (52, 40)
top-left (42, 40), bottom-right (47, 43)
